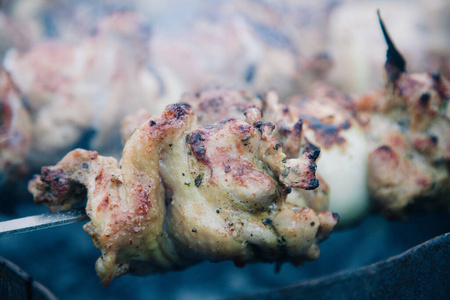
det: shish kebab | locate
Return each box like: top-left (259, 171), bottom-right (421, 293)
top-left (0, 8), bottom-right (446, 244)
top-left (0, 12), bottom-right (448, 286)
top-left (0, 12), bottom-right (447, 240)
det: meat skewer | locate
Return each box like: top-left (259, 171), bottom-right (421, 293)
top-left (27, 103), bottom-right (338, 286)
top-left (0, 207), bottom-right (88, 237)
top-left (256, 12), bottom-right (450, 223)
top-left (360, 12), bottom-right (450, 217)
top-left (13, 11), bottom-right (446, 234)
top-left (0, 9), bottom-right (447, 292)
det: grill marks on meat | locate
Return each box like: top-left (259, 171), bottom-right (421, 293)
top-left (29, 103), bottom-right (337, 286)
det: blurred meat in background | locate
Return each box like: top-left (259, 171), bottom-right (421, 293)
top-left (0, 0), bottom-right (448, 171)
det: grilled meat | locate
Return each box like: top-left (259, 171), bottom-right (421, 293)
top-left (327, 0), bottom-right (450, 94)
top-left (361, 68), bottom-right (450, 218)
top-left (353, 13), bottom-right (450, 217)
top-left (263, 61), bottom-right (449, 221)
top-left (123, 85), bottom-right (332, 215)
top-left (0, 68), bottom-right (31, 180)
top-left (3, 12), bottom-right (182, 165)
top-left (180, 85), bottom-right (264, 125)
top-left (29, 103), bottom-right (338, 286)
top-left (263, 86), bottom-right (369, 225)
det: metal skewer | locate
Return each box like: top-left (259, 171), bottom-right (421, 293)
top-left (0, 207), bottom-right (88, 238)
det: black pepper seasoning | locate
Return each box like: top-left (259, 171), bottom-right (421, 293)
top-left (195, 174), bottom-right (203, 187)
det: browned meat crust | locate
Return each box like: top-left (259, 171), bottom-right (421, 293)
top-left (120, 85), bottom-right (330, 213)
top-left (181, 85), bottom-right (263, 125)
top-left (29, 103), bottom-right (338, 286)
top-left (261, 86), bottom-right (370, 223)
top-left (345, 14), bottom-right (450, 218)
top-left (363, 71), bottom-right (450, 217)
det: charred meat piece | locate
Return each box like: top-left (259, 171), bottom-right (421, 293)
top-left (29, 103), bottom-right (337, 286)
top-left (120, 85), bottom-right (330, 214)
top-left (363, 71), bottom-right (450, 218)
top-left (119, 85), bottom-right (263, 142)
top-left (356, 13), bottom-right (450, 218)
top-left (181, 85), bottom-right (332, 214)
